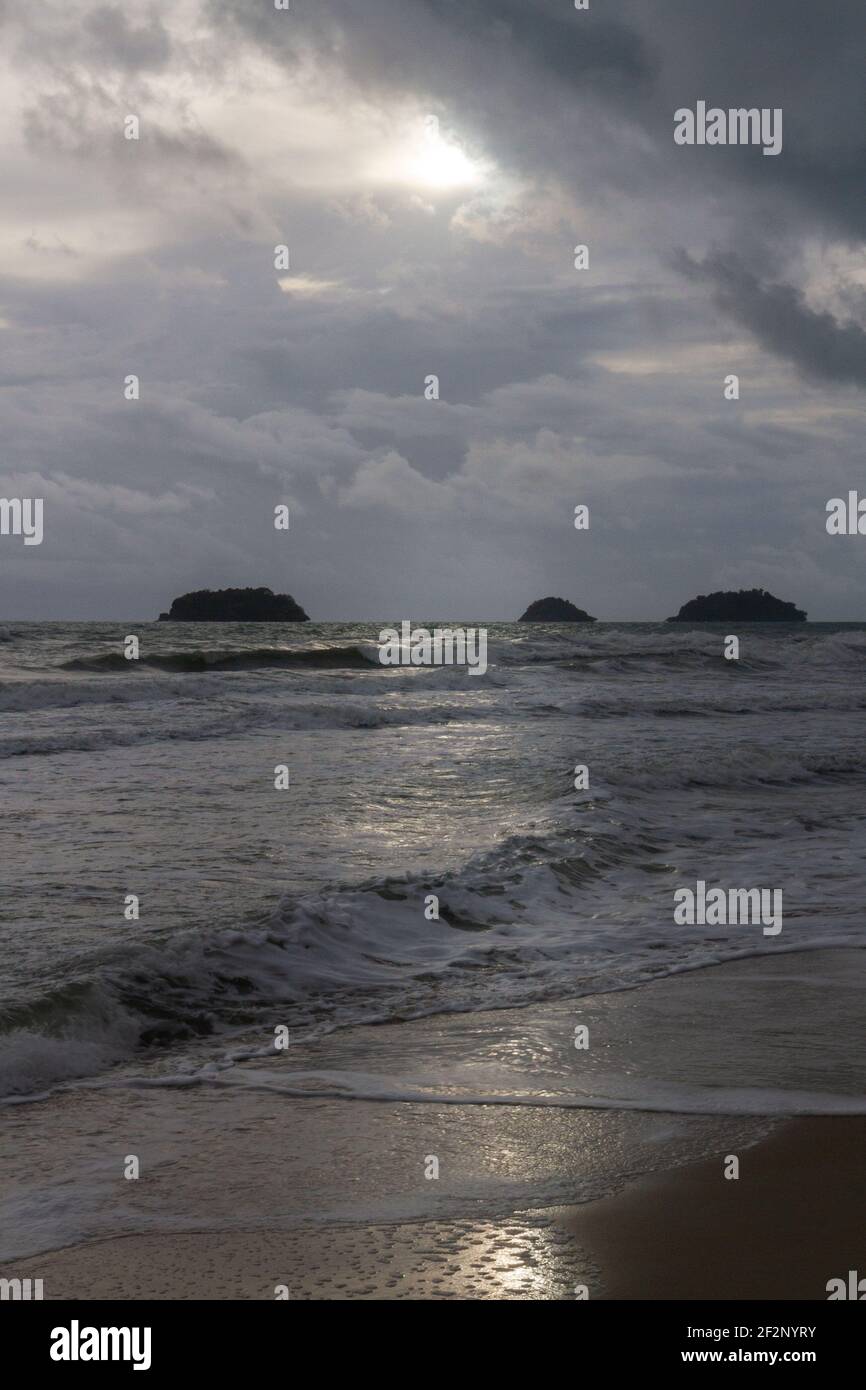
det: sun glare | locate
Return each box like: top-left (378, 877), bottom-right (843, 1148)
top-left (409, 131), bottom-right (483, 189)
top-left (372, 119), bottom-right (489, 192)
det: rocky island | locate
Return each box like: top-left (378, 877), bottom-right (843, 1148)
top-left (667, 589), bottom-right (806, 622)
top-left (519, 597), bottom-right (596, 622)
top-left (158, 587), bottom-right (309, 622)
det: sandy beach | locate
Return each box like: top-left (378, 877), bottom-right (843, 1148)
top-left (4, 1116), bottom-right (862, 1300)
top-left (575, 1115), bottom-right (866, 1301)
top-left (3, 949), bottom-right (863, 1300)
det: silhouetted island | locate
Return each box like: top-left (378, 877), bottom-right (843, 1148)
top-left (158, 587), bottom-right (309, 622)
top-left (667, 589), bottom-right (806, 622)
top-left (519, 597), bottom-right (596, 622)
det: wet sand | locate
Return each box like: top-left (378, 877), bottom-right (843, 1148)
top-left (573, 1114), bottom-right (866, 1300)
top-left (4, 1116), bottom-right (862, 1299)
top-left (2, 951), bottom-right (864, 1300)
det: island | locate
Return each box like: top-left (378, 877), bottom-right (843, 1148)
top-left (158, 587), bottom-right (310, 622)
top-left (518, 597), bottom-right (596, 622)
top-left (667, 589), bottom-right (806, 622)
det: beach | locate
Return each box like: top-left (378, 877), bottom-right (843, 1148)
top-left (5, 1118), bottom-right (861, 1300)
top-left (3, 947), bottom-right (864, 1299)
top-left (2, 621), bottom-right (866, 1300)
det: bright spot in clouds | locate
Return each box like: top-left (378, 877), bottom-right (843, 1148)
top-left (369, 118), bottom-right (491, 192)
top-left (409, 132), bottom-right (485, 189)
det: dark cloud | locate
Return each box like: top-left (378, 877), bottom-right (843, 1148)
top-left (215, 0), bottom-right (866, 238)
top-left (1, 0), bottom-right (864, 619)
top-left (677, 250), bottom-right (866, 388)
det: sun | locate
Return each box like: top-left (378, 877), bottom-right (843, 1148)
top-left (408, 129), bottom-right (484, 189)
top-left (370, 117), bottom-right (490, 192)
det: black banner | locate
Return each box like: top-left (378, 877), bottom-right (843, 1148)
top-left (3, 1300), bottom-right (862, 1374)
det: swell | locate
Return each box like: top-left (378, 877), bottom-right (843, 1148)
top-left (60, 644), bottom-right (379, 673)
top-left (604, 747), bottom-right (866, 791)
top-left (0, 817), bottom-right (661, 1098)
top-left (3, 664), bottom-right (864, 724)
top-left (559, 693), bottom-right (866, 719)
top-left (11, 626), bottom-right (866, 685)
top-left (4, 796), bottom-right (862, 1100)
top-left (0, 697), bottom-right (495, 758)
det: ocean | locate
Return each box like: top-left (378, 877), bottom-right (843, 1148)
top-left (2, 619), bottom-right (865, 1262)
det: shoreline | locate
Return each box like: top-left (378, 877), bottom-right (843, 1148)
top-left (2, 1116), bottom-right (859, 1299)
top-left (3, 948), bottom-right (864, 1300)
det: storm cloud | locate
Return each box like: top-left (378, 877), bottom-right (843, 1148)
top-left (0, 0), bottom-right (864, 619)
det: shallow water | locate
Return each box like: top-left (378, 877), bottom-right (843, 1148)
top-left (5, 949), bottom-right (865, 1264)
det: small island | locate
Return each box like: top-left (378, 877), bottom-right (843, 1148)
top-left (667, 589), bottom-right (806, 623)
top-left (519, 597), bottom-right (596, 622)
top-left (158, 587), bottom-right (309, 622)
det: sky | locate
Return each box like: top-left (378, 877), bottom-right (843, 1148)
top-left (1, 0), bottom-right (864, 620)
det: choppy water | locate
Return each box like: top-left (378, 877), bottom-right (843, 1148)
top-left (1, 619), bottom-right (865, 1101)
